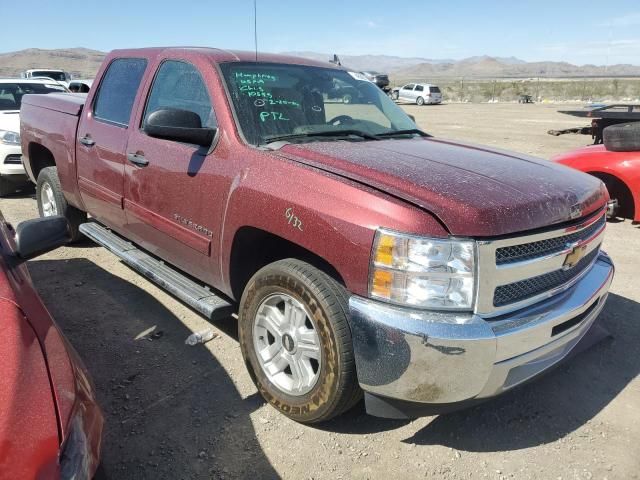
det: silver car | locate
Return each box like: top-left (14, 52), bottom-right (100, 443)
top-left (391, 83), bottom-right (442, 105)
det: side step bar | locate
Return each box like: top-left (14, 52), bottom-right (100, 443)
top-left (79, 222), bottom-right (234, 321)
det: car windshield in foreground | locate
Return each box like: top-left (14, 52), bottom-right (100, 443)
top-left (32, 71), bottom-right (67, 82)
top-left (220, 62), bottom-right (419, 146)
top-left (0, 83), bottom-right (66, 111)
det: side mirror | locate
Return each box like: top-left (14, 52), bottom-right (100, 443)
top-left (407, 114), bottom-right (416, 123)
top-left (144, 109), bottom-right (216, 147)
top-left (14, 216), bottom-right (71, 261)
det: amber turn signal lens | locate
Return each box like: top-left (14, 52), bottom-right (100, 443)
top-left (374, 234), bottom-right (395, 266)
top-left (371, 269), bottom-right (393, 298)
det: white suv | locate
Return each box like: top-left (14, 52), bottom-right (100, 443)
top-left (391, 83), bottom-right (443, 105)
top-left (0, 79), bottom-right (67, 195)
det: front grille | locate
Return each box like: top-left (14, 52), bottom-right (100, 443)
top-left (493, 247), bottom-right (600, 307)
top-left (496, 215), bottom-right (605, 265)
top-left (4, 154), bottom-right (21, 165)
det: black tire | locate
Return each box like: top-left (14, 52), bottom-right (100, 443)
top-left (238, 259), bottom-right (361, 423)
top-left (416, 96), bottom-right (425, 106)
top-left (0, 177), bottom-right (15, 197)
top-left (603, 122), bottom-right (640, 152)
top-left (36, 167), bottom-right (86, 242)
top-left (592, 172), bottom-right (636, 220)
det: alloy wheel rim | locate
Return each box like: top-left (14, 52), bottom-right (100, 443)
top-left (253, 293), bottom-right (322, 396)
top-left (41, 182), bottom-right (58, 216)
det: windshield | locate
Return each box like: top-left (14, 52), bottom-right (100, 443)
top-left (220, 62), bottom-right (417, 145)
top-left (32, 71), bottom-right (67, 82)
top-left (0, 83), bottom-right (67, 111)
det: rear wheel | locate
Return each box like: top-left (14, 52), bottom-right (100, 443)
top-left (416, 96), bottom-right (425, 106)
top-left (36, 167), bottom-right (86, 241)
top-left (238, 259), bottom-right (361, 423)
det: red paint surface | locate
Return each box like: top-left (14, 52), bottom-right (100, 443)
top-left (0, 214), bottom-right (103, 479)
top-left (20, 48), bottom-right (609, 300)
top-left (554, 144), bottom-right (640, 222)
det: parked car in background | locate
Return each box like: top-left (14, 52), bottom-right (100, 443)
top-left (21, 68), bottom-right (72, 87)
top-left (69, 79), bottom-right (94, 93)
top-left (0, 79), bottom-right (67, 196)
top-left (391, 83), bottom-right (443, 105)
top-left (554, 122), bottom-right (640, 223)
top-left (0, 213), bottom-right (103, 479)
top-left (21, 47), bottom-right (613, 423)
top-left (361, 71), bottom-right (391, 93)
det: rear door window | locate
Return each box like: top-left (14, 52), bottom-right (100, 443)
top-left (93, 58), bottom-right (147, 126)
top-left (142, 60), bottom-right (215, 129)
top-left (414, 85), bottom-right (424, 92)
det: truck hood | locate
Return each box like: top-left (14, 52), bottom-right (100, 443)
top-left (278, 137), bottom-right (607, 237)
top-left (0, 111), bottom-right (20, 133)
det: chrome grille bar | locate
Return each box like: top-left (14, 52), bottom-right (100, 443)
top-left (476, 211), bottom-right (606, 316)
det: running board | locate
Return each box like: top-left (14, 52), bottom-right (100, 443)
top-left (79, 222), bottom-right (234, 321)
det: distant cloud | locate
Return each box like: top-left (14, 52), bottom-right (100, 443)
top-left (600, 12), bottom-right (640, 27)
top-left (357, 18), bottom-right (379, 29)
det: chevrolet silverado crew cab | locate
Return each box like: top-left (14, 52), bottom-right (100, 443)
top-left (20, 48), bottom-right (614, 423)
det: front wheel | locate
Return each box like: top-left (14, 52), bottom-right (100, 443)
top-left (238, 259), bottom-right (361, 423)
top-left (36, 167), bottom-right (86, 241)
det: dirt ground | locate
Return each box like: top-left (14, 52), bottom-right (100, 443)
top-left (1, 103), bottom-right (638, 480)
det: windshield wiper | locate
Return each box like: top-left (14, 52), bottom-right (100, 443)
top-left (264, 129), bottom-right (380, 144)
top-left (375, 129), bottom-right (430, 138)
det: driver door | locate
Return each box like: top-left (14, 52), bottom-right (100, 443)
top-left (400, 84), bottom-right (415, 102)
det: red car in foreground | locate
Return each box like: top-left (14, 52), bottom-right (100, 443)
top-left (0, 213), bottom-right (102, 479)
top-left (554, 123), bottom-right (640, 223)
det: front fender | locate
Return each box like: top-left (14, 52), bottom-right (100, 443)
top-left (219, 156), bottom-right (448, 296)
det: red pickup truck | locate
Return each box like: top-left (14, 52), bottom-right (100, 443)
top-left (20, 47), bottom-right (615, 423)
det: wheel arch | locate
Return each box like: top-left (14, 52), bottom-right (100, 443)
top-left (26, 142), bottom-right (56, 183)
top-left (227, 226), bottom-right (346, 302)
top-left (587, 170), bottom-right (637, 220)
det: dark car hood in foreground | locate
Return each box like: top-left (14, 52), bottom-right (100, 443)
top-left (278, 137), bottom-right (607, 236)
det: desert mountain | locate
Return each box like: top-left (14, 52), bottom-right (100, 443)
top-left (1, 48), bottom-right (639, 81)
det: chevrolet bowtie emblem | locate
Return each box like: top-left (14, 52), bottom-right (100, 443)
top-left (563, 244), bottom-right (587, 270)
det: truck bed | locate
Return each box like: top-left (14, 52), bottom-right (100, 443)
top-left (21, 92), bottom-right (86, 116)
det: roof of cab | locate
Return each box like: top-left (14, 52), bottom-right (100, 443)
top-left (107, 47), bottom-right (343, 70)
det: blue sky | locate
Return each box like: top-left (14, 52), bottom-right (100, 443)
top-left (3, 1), bottom-right (640, 65)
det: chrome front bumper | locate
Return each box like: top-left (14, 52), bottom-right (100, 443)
top-left (348, 252), bottom-right (614, 418)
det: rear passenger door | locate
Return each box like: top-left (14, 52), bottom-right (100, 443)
top-left (123, 59), bottom-right (219, 282)
top-left (75, 58), bottom-right (148, 231)
top-left (413, 84), bottom-right (424, 102)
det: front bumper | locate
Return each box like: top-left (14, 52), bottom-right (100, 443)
top-left (348, 252), bottom-right (614, 418)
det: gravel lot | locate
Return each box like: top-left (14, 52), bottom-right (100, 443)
top-left (1, 103), bottom-right (638, 480)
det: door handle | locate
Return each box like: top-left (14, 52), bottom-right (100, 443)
top-left (79, 135), bottom-right (95, 147)
top-left (127, 153), bottom-right (149, 167)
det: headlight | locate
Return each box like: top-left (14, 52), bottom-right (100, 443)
top-left (0, 130), bottom-right (20, 145)
top-left (370, 229), bottom-right (475, 310)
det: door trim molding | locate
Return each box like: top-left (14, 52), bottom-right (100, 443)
top-left (123, 199), bottom-right (211, 256)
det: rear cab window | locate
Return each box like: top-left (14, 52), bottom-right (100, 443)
top-left (93, 58), bottom-right (147, 126)
top-left (429, 86), bottom-right (441, 94)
